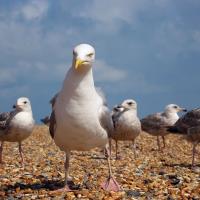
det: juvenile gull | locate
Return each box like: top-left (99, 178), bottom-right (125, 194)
top-left (110, 99), bottom-right (141, 159)
top-left (0, 97), bottom-right (35, 164)
top-left (168, 108), bottom-right (200, 166)
top-left (141, 104), bottom-right (186, 150)
top-left (49, 43), bottom-right (121, 192)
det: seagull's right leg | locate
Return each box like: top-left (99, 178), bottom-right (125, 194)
top-left (162, 136), bottom-right (166, 149)
top-left (0, 142), bottom-right (4, 164)
top-left (115, 140), bottom-right (120, 160)
top-left (18, 142), bottom-right (24, 165)
top-left (157, 136), bottom-right (161, 151)
top-left (51, 151), bottom-right (72, 193)
top-left (192, 143), bottom-right (197, 167)
top-left (101, 147), bottom-right (121, 191)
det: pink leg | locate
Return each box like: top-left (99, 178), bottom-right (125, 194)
top-left (0, 142), bottom-right (4, 164)
top-left (101, 147), bottom-right (121, 192)
top-left (192, 143), bottom-right (197, 167)
top-left (109, 138), bottom-right (112, 158)
top-left (18, 142), bottom-right (24, 166)
top-left (51, 152), bottom-right (72, 193)
top-left (132, 140), bottom-right (137, 158)
top-left (162, 136), bottom-right (166, 148)
top-left (115, 140), bottom-right (120, 160)
top-left (157, 136), bottom-right (161, 151)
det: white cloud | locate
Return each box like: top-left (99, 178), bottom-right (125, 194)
top-left (0, 85), bottom-right (29, 99)
top-left (20, 0), bottom-right (49, 21)
top-left (78, 0), bottom-right (148, 31)
top-left (94, 60), bottom-right (127, 82)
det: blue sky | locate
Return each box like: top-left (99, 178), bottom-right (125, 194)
top-left (0, 0), bottom-right (200, 122)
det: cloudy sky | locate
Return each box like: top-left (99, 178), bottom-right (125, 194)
top-left (0, 0), bottom-right (200, 122)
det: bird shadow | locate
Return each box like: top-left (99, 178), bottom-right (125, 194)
top-left (1, 178), bottom-right (81, 193)
top-left (163, 162), bottom-right (200, 169)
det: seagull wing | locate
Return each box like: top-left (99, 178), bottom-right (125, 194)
top-left (168, 108), bottom-right (200, 134)
top-left (141, 112), bottom-right (167, 132)
top-left (0, 111), bottom-right (16, 132)
top-left (49, 94), bottom-right (58, 138)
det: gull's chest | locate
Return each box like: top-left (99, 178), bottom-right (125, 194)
top-left (10, 112), bottom-right (34, 131)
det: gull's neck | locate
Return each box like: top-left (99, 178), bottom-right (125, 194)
top-left (124, 108), bottom-right (137, 116)
top-left (164, 110), bottom-right (179, 120)
top-left (61, 65), bottom-right (95, 98)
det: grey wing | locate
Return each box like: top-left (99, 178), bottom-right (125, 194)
top-left (49, 111), bottom-right (56, 138)
top-left (0, 111), bottom-right (15, 130)
top-left (41, 116), bottom-right (50, 125)
top-left (50, 92), bottom-right (59, 108)
top-left (169, 108), bottom-right (200, 134)
top-left (141, 113), bottom-right (166, 132)
top-left (99, 104), bottom-right (114, 138)
top-left (49, 93), bottom-right (59, 138)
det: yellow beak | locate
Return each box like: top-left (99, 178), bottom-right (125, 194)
top-left (75, 59), bottom-right (83, 70)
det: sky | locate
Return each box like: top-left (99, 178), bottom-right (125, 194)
top-left (0, 0), bottom-right (200, 123)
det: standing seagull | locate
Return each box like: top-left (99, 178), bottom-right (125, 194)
top-left (0, 97), bottom-right (35, 164)
top-left (111, 99), bottom-right (141, 159)
top-left (49, 44), bottom-right (121, 192)
top-left (141, 104), bottom-right (186, 150)
top-left (168, 108), bottom-right (200, 166)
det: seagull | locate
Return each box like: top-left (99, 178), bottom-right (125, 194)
top-left (110, 99), bottom-right (141, 159)
top-left (141, 104), bottom-right (187, 150)
top-left (168, 108), bottom-right (200, 166)
top-left (49, 43), bottom-right (121, 192)
top-left (0, 97), bottom-right (35, 164)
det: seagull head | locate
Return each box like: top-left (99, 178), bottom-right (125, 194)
top-left (72, 44), bottom-right (95, 70)
top-left (112, 105), bottom-right (124, 113)
top-left (164, 104), bottom-right (187, 114)
top-left (121, 99), bottom-right (137, 110)
top-left (13, 97), bottom-right (32, 112)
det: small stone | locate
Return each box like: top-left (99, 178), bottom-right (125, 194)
top-left (126, 190), bottom-right (141, 198)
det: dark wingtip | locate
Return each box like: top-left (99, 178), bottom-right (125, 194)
top-left (167, 126), bottom-right (180, 133)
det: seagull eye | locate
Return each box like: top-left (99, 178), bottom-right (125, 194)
top-left (173, 106), bottom-right (178, 109)
top-left (127, 102), bottom-right (133, 106)
top-left (23, 101), bottom-right (27, 104)
top-left (87, 53), bottom-right (93, 57)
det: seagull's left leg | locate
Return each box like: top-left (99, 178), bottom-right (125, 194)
top-left (157, 136), bottom-right (161, 151)
top-left (132, 139), bottom-right (137, 158)
top-left (101, 147), bottom-right (121, 192)
top-left (0, 142), bottom-right (4, 164)
top-left (115, 140), bottom-right (119, 160)
top-left (162, 136), bottom-right (166, 148)
top-left (18, 142), bottom-right (24, 166)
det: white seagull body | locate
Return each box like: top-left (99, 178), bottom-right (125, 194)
top-left (54, 72), bottom-right (108, 151)
top-left (49, 43), bottom-right (120, 192)
top-left (0, 97), bottom-right (35, 164)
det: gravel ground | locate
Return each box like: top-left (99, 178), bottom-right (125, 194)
top-left (0, 125), bottom-right (200, 199)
